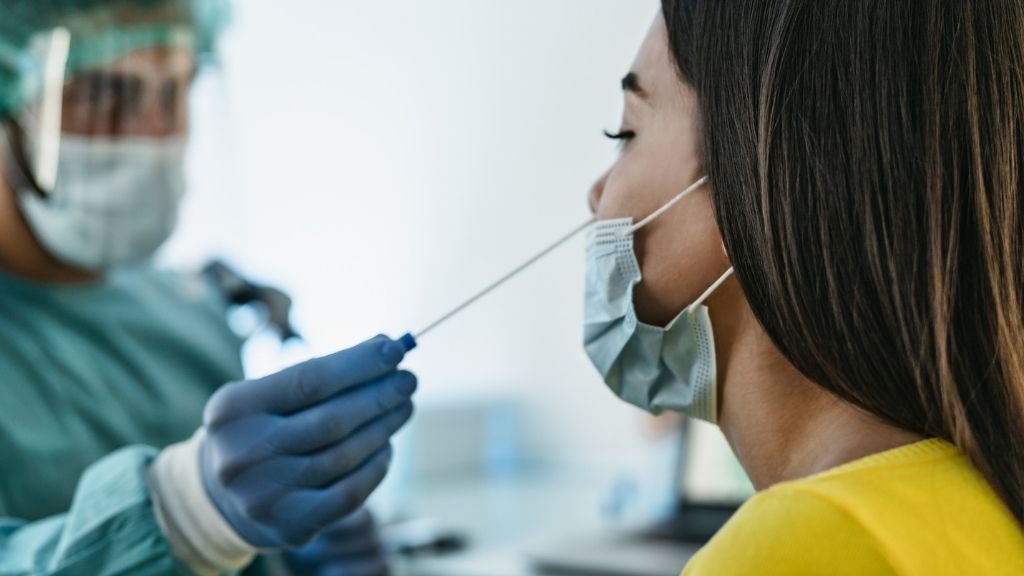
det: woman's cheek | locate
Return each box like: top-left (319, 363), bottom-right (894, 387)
top-left (599, 163), bottom-right (661, 221)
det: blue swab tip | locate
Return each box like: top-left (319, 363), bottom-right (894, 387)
top-left (399, 332), bottom-right (418, 352)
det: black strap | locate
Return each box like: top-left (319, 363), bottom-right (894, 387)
top-left (202, 259), bottom-right (301, 342)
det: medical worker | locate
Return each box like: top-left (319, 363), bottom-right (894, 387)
top-left (0, 1), bottom-right (409, 574)
top-left (585, 3), bottom-right (1024, 574)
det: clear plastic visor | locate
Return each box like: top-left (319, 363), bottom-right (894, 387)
top-left (13, 24), bottom-right (196, 193)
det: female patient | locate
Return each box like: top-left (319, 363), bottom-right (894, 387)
top-left (583, 2), bottom-right (1024, 574)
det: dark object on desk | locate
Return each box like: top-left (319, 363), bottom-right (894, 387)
top-left (397, 533), bottom-right (468, 558)
top-left (384, 518), bottom-right (470, 558)
top-left (642, 501), bottom-right (737, 544)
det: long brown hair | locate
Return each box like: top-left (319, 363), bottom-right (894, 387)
top-left (662, 0), bottom-right (1024, 524)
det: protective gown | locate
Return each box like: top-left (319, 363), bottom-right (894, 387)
top-left (0, 265), bottom-right (269, 575)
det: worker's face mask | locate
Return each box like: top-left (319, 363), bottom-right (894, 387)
top-left (17, 134), bottom-right (187, 270)
top-left (583, 177), bottom-right (734, 423)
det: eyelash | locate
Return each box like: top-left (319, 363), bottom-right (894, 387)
top-left (603, 129), bottom-right (636, 141)
top-left (603, 129), bottom-right (636, 149)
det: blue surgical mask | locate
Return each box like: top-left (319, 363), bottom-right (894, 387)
top-left (583, 176), bottom-right (734, 423)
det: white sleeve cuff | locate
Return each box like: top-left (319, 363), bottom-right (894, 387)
top-left (149, 429), bottom-right (258, 576)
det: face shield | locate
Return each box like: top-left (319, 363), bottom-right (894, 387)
top-left (0, 0), bottom-right (228, 270)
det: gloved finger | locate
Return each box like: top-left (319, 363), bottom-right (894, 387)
top-left (251, 335), bottom-right (408, 414)
top-left (299, 528), bottom-right (382, 562)
top-left (319, 557), bottom-right (391, 576)
top-left (319, 507), bottom-right (379, 546)
top-left (313, 529), bottom-right (382, 558)
top-left (297, 402), bottom-right (413, 488)
top-left (273, 371), bottom-right (417, 454)
top-left (284, 509), bottom-right (386, 574)
top-left (307, 445), bottom-right (394, 527)
top-left (332, 507), bottom-right (375, 532)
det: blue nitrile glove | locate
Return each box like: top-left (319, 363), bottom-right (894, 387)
top-left (200, 335), bottom-right (417, 549)
top-left (284, 508), bottom-right (390, 576)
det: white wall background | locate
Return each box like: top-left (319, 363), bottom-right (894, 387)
top-left (162, 0), bottom-right (666, 474)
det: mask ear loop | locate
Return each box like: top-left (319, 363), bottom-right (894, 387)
top-left (2, 119), bottom-right (45, 197)
top-left (603, 174), bottom-right (731, 310)
top-left (687, 267), bottom-right (735, 313)
top-left (619, 175), bottom-right (709, 237)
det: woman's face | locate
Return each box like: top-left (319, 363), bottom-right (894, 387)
top-left (588, 14), bottom-right (731, 326)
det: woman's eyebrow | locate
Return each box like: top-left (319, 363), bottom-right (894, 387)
top-left (621, 72), bottom-right (647, 98)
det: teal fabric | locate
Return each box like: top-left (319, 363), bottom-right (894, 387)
top-left (0, 265), bottom-right (243, 520)
top-left (0, 447), bottom-right (190, 575)
top-left (0, 264), bottom-right (269, 574)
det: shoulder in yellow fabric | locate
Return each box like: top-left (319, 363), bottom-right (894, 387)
top-left (682, 439), bottom-right (1024, 576)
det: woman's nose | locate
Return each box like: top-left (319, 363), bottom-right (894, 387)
top-left (589, 171), bottom-right (610, 216)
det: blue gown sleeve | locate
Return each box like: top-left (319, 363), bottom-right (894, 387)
top-left (0, 446), bottom-right (191, 576)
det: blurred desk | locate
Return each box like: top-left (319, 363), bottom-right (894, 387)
top-left (389, 469), bottom-right (642, 576)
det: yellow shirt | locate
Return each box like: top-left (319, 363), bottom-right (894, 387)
top-left (682, 439), bottom-right (1024, 575)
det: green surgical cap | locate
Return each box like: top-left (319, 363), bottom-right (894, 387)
top-left (0, 0), bottom-right (231, 118)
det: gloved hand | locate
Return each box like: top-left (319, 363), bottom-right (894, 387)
top-left (284, 508), bottom-right (390, 576)
top-left (200, 335), bottom-right (416, 549)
